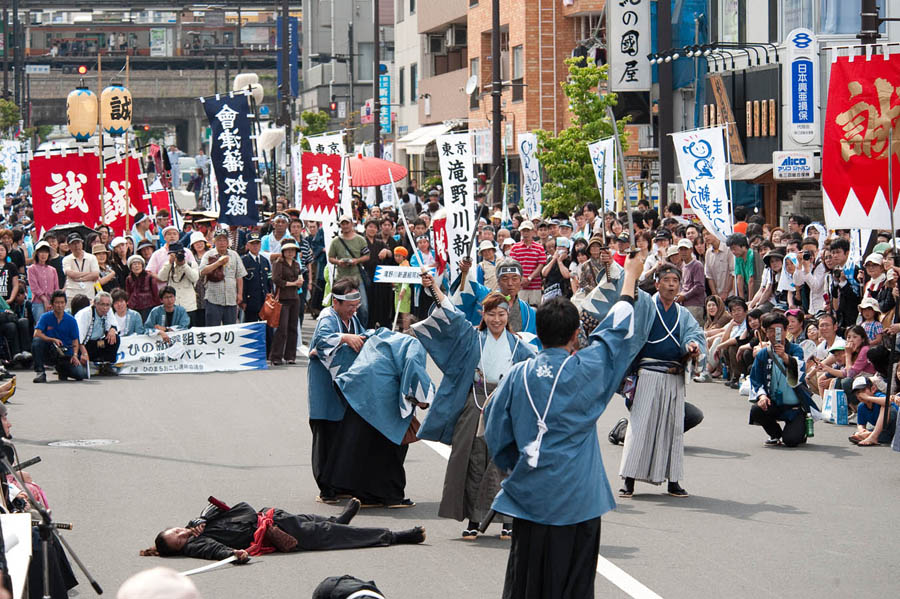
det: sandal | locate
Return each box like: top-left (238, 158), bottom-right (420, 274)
top-left (0, 376), bottom-right (16, 404)
top-left (386, 498), bottom-right (416, 509)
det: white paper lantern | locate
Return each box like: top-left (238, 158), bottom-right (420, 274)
top-left (66, 87), bottom-right (98, 142)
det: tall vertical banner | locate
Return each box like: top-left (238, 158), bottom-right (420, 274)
top-left (783, 28), bottom-right (820, 149)
top-left (102, 154), bottom-right (151, 235)
top-left (608, 0), bottom-right (651, 92)
top-left (380, 142), bottom-right (395, 207)
top-left (0, 141), bottom-right (21, 197)
top-left (300, 153), bottom-right (343, 220)
top-left (437, 133), bottom-right (475, 282)
top-left (276, 16), bottom-right (300, 98)
top-left (671, 126), bottom-right (733, 241)
top-left (307, 132), bottom-right (346, 155)
top-left (822, 54), bottom-right (900, 229)
top-left (588, 137), bottom-right (617, 214)
top-left (379, 70), bottom-right (392, 134)
top-left (30, 149), bottom-right (102, 234)
top-left (202, 92), bottom-right (260, 226)
top-left (518, 133), bottom-right (543, 218)
top-left (291, 143), bottom-right (303, 208)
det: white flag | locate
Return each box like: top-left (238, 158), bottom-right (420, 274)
top-left (588, 138), bottom-right (617, 215)
top-left (518, 133), bottom-right (542, 219)
top-left (671, 126), bottom-right (733, 241)
top-left (437, 133), bottom-right (475, 282)
top-left (307, 132), bottom-right (345, 156)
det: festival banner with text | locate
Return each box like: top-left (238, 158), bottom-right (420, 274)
top-left (307, 132), bottom-right (346, 156)
top-left (0, 141), bottom-right (21, 197)
top-left (30, 150), bottom-right (102, 234)
top-left (300, 152), bottom-right (343, 220)
top-left (437, 133), bottom-right (475, 282)
top-left (102, 154), bottom-right (150, 235)
top-left (671, 126), bottom-right (733, 241)
top-left (518, 133), bottom-right (543, 218)
top-left (202, 92), bottom-right (260, 226)
top-left (116, 322), bottom-right (267, 375)
top-left (822, 54), bottom-right (900, 229)
top-left (588, 137), bottom-right (617, 214)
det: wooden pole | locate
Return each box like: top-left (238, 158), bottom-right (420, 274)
top-left (124, 55), bottom-right (131, 234)
top-left (98, 53), bottom-right (106, 226)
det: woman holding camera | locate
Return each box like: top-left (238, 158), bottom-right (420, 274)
top-left (157, 242), bottom-right (200, 318)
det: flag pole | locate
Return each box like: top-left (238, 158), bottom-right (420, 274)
top-left (606, 105), bottom-right (635, 250)
top-left (97, 53), bottom-right (106, 227)
top-left (725, 121), bottom-right (737, 296)
top-left (124, 54), bottom-right (132, 234)
top-left (882, 123), bottom-right (896, 437)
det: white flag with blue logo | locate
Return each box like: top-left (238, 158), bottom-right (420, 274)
top-left (588, 137), bottom-right (616, 214)
top-left (671, 126), bottom-right (733, 242)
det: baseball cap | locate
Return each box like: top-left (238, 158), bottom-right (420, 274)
top-left (338, 213), bottom-right (353, 224)
top-left (478, 240), bottom-right (496, 253)
top-left (852, 376), bottom-right (872, 391)
top-left (67, 233), bottom-right (83, 244)
top-left (677, 238), bottom-right (693, 249)
top-left (518, 221), bottom-right (534, 231)
top-left (213, 228), bottom-right (229, 239)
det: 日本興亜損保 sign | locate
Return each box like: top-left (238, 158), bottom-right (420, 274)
top-left (783, 28), bottom-right (820, 149)
top-left (379, 72), bottom-right (391, 134)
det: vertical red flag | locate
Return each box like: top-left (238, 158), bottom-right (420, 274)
top-left (30, 151), bottom-right (102, 234)
top-left (430, 209), bottom-right (449, 276)
top-left (102, 156), bottom-right (151, 235)
top-left (822, 54), bottom-right (900, 229)
top-left (299, 152), bottom-right (343, 219)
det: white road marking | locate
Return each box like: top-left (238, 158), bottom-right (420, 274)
top-left (420, 439), bottom-right (665, 599)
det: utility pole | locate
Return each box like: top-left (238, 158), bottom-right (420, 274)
top-left (11, 0), bottom-right (17, 108)
top-left (491, 0), bottom-right (502, 208)
top-left (373, 0), bottom-right (381, 158)
top-left (348, 23), bottom-right (354, 124)
top-left (859, 0), bottom-right (880, 46)
top-left (657, 0), bottom-right (674, 211)
top-left (278, 0), bottom-right (293, 202)
top-left (2, 0), bottom-right (8, 98)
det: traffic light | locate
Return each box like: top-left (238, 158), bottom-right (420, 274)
top-left (329, 95), bottom-right (337, 114)
top-left (142, 125), bottom-right (150, 131)
top-left (77, 65), bottom-right (88, 75)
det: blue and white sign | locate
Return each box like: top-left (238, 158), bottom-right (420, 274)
top-left (783, 28), bottom-right (819, 148)
top-left (374, 265), bottom-right (436, 284)
top-left (671, 126), bottom-right (733, 242)
top-left (0, 141), bottom-right (22, 197)
top-left (518, 132), bottom-right (543, 219)
top-left (276, 16), bottom-right (300, 98)
top-left (773, 151), bottom-right (814, 180)
top-left (379, 73), bottom-right (392, 134)
top-left (588, 137), bottom-right (617, 214)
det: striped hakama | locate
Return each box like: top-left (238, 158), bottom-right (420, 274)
top-left (619, 367), bottom-right (685, 484)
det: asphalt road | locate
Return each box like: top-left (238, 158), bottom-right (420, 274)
top-left (5, 329), bottom-right (899, 598)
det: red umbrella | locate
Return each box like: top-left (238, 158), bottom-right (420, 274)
top-left (346, 155), bottom-right (409, 187)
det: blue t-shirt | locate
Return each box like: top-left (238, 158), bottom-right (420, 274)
top-left (36, 311), bottom-right (79, 356)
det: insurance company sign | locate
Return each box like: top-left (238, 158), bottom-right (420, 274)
top-left (772, 151), bottom-right (815, 180)
top-left (783, 28), bottom-right (820, 149)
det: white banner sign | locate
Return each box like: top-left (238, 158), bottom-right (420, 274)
top-left (518, 133), bottom-right (542, 219)
top-left (374, 265), bottom-right (436, 284)
top-left (671, 126), bottom-right (733, 241)
top-left (437, 133), bottom-right (476, 282)
top-left (588, 137), bottom-right (617, 214)
top-left (307, 132), bottom-right (346, 156)
top-left (783, 28), bottom-right (819, 149)
top-left (115, 323), bottom-right (267, 374)
top-left (609, 0), bottom-right (651, 92)
top-left (380, 142), bottom-right (395, 207)
top-left (0, 141), bottom-right (21, 198)
top-left (291, 143), bottom-right (303, 208)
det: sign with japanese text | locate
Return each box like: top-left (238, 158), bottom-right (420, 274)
top-left (472, 129), bottom-right (491, 164)
top-left (291, 143), bottom-right (303, 208)
top-left (116, 322), bottom-right (267, 374)
top-left (783, 28), bottom-right (820, 148)
top-left (518, 133), bottom-right (543, 218)
top-left (276, 16), bottom-right (300, 98)
top-left (380, 142), bottom-right (395, 207)
top-left (374, 265), bottom-right (436, 284)
top-left (437, 133), bottom-right (475, 282)
top-left (102, 154), bottom-right (150, 235)
top-left (307, 132), bottom-right (345, 156)
top-left (202, 92), bottom-right (260, 226)
top-left (379, 72), bottom-right (391, 134)
top-left (0, 141), bottom-right (21, 197)
top-left (300, 152), bottom-right (343, 219)
top-left (30, 150), bottom-right (102, 235)
top-left (609, 0), bottom-right (651, 92)
top-left (588, 137), bottom-right (617, 214)
top-left (671, 126), bottom-right (733, 241)
top-left (823, 54), bottom-right (900, 229)
top-left (773, 151), bottom-right (814, 180)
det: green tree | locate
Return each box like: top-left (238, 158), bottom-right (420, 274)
top-left (297, 110), bottom-right (331, 150)
top-left (534, 58), bottom-right (628, 217)
top-left (0, 98), bottom-right (19, 132)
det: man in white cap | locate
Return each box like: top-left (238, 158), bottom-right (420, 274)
top-left (508, 221), bottom-right (546, 306)
top-left (473, 240), bottom-right (498, 289)
top-left (146, 225), bottom-right (195, 277)
top-left (62, 233), bottom-right (100, 306)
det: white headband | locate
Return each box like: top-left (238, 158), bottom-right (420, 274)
top-left (333, 291), bottom-right (361, 301)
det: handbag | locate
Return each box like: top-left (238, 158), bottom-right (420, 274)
top-left (259, 289), bottom-right (282, 328)
top-left (338, 236), bottom-right (371, 289)
top-left (205, 252), bottom-right (226, 282)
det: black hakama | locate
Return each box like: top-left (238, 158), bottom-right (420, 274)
top-left (310, 419), bottom-right (343, 499)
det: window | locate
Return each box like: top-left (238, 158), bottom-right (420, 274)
top-left (399, 66), bottom-right (406, 105)
top-left (780, 0), bottom-right (885, 37)
top-left (512, 45), bottom-right (524, 102)
top-left (410, 0), bottom-right (416, 14)
top-left (720, 0), bottom-right (741, 43)
top-left (470, 57), bottom-right (480, 109)
top-left (782, 0), bottom-right (813, 33)
top-left (396, 0), bottom-right (404, 22)
top-left (358, 42), bottom-right (374, 80)
top-left (410, 63), bottom-right (418, 104)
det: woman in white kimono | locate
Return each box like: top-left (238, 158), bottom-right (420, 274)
top-left (413, 272), bottom-right (535, 540)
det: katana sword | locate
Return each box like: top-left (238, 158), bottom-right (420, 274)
top-left (180, 555), bottom-right (238, 576)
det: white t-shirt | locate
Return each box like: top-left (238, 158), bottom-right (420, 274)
top-left (815, 336), bottom-right (844, 361)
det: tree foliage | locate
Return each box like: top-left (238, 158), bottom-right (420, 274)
top-left (297, 110), bottom-right (331, 150)
top-left (535, 58), bottom-right (628, 217)
top-left (0, 99), bottom-right (19, 132)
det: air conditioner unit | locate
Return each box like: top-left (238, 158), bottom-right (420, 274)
top-left (446, 24), bottom-right (467, 48)
top-left (428, 34), bottom-right (446, 55)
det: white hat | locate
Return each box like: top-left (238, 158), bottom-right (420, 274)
top-left (865, 253), bottom-right (884, 266)
top-left (859, 297), bottom-right (881, 313)
top-left (852, 376), bottom-right (873, 391)
top-left (491, 211), bottom-right (503, 220)
top-left (189, 232), bottom-right (207, 247)
top-left (162, 225), bottom-right (179, 236)
top-left (828, 338), bottom-right (846, 352)
top-left (34, 240), bottom-right (51, 253)
top-left (677, 238), bottom-right (693, 250)
top-left (110, 236), bottom-right (127, 249)
top-left (478, 240), bottom-right (496, 253)
top-left (666, 246), bottom-right (681, 257)
top-left (518, 221), bottom-right (534, 231)
top-left (338, 213), bottom-right (353, 224)
top-left (502, 237), bottom-right (515, 246)
top-left (127, 255), bottom-right (145, 268)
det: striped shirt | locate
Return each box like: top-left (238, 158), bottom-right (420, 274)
top-left (509, 241), bottom-right (547, 290)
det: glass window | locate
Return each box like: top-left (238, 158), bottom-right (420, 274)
top-left (820, 0), bottom-right (884, 35)
top-left (720, 0), bottom-right (740, 42)
top-left (358, 42), bottom-right (374, 80)
top-left (410, 63), bottom-right (418, 104)
top-left (399, 66), bottom-right (405, 105)
top-left (782, 0), bottom-right (813, 33)
top-left (410, 0), bottom-right (416, 14)
top-left (512, 45), bottom-right (524, 80)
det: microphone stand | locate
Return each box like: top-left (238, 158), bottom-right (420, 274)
top-left (0, 449), bottom-right (102, 597)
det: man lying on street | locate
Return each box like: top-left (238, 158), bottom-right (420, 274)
top-left (139, 499), bottom-right (425, 561)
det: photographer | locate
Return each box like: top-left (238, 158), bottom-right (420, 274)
top-left (157, 242), bottom-right (199, 319)
top-left (540, 237), bottom-right (572, 300)
top-left (748, 312), bottom-right (815, 447)
top-left (73, 291), bottom-right (120, 375)
top-left (791, 237), bottom-right (827, 314)
top-left (32, 290), bottom-right (87, 383)
top-left (146, 225), bottom-right (196, 278)
top-left (827, 238), bottom-right (861, 329)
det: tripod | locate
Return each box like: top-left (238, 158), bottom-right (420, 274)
top-left (0, 445), bottom-right (102, 598)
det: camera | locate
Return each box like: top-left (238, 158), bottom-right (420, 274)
top-left (803, 251), bottom-right (812, 261)
top-left (833, 268), bottom-right (843, 279)
top-left (175, 251), bottom-right (186, 262)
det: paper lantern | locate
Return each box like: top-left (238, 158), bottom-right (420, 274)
top-left (232, 73), bottom-right (259, 91)
top-left (100, 85), bottom-right (133, 136)
top-left (247, 83), bottom-right (264, 107)
top-left (66, 86), bottom-right (97, 142)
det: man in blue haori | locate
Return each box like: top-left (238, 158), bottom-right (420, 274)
top-left (483, 255), bottom-right (651, 599)
top-left (307, 277), bottom-right (366, 504)
top-left (453, 256), bottom-right (538, 343)
top-left (618, 263), bottom-right (706, 499)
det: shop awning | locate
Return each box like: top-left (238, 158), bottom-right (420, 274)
top-left (397, 123), bottom-right (454, 155)
top-left (729, 163), bottom-right (772, 181)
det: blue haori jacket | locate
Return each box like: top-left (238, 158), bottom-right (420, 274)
top-left (483, 293), bottom-right (657, 526)
top-left (412, 296), bottom-right (535, 444)
top-left (450, 275), bottom-right (539, 346)
top-left (334, 328), bottom-right (435, 445)
top-left (307, 307), bottom-right (365, 422)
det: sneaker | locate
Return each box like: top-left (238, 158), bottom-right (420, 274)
top-left (692, 372), bottom-right (712, 383)
top-left (500, 525), bottom-right (512, 540)
top-left (32, 372), bottom-right (46, 384)
top-left (764, 437), bottom-right (781, 446)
